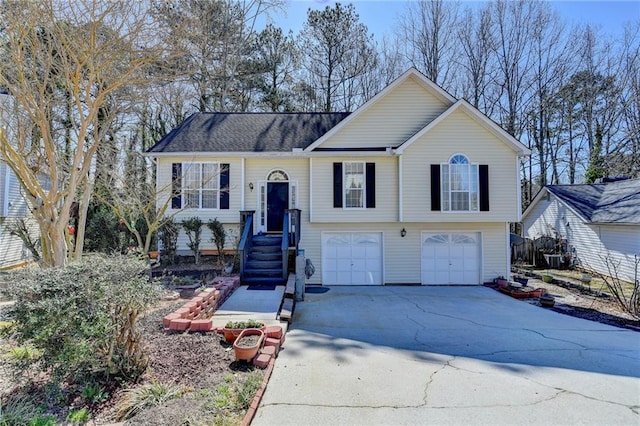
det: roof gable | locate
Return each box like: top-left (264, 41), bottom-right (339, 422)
top-left (395, 100), bottom-right (530, 155)
top-left (147, 112), bottom-right (350, 154)
top-left (304, 68), bottom-right (456, 152)
top-left (528, 178), bottom-right (640, 224)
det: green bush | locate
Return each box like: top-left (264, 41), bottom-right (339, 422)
top-left (159, 218), bottom-right (179, 265)
top-left (84, 201), bottom-right (122, 253)
top-left (0, 395), bottom-right (56, 426)
top-left (207, 218), bottom-right (226, 267)
top-left (182, 217), bottom-right (203, 264)
top-left (1, 254), bottom-right (159, 384)
top-left (115, 381), bottom-right (184, 421)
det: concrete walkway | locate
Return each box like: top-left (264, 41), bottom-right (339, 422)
top-left (210, 285), bottom-right (288, 331)
top-left (252, 286), bottom-right (640, 425)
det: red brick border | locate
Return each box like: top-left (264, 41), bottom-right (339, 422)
top-left (241, 356), bottom-right (276, 426)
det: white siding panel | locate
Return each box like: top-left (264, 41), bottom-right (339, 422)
top-left (311, 156), bottom-right (397, 223)
top-left (319, 76), bottom-right (450, 149)
top-left (0, 217), bottom-right (38, 269)
top-left (599, 225), bottom-right (639, 283)
top-left (402, 109), bottom-right (520, 223)
top-left (300, 222), bottom-right (506, 285)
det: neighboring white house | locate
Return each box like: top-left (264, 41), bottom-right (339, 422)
top-left (147, 68), bottom-right (531, 285)
top-left (522, 178), bottom-right (640, 284)
top-left (0, 92), bottom-right (39, 269)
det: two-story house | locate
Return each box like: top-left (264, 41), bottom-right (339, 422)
top-left (147, 68), bottom-right (530, 286)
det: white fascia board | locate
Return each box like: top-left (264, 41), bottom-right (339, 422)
top-left (308, 151), bottom-right (397, 158)
top-left (304, 68), bottom-right (457, 152)
top-left (146, 151), bottom-right (311, 159)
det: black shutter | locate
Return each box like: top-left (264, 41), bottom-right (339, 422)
top-left (366, 162), bottom-right (375, 208)
top-left (333, 162), bottom-right (343, 208)
top-left (430, 164), bottom-right (441, 211)
top-left (220, 163), bottom-right (230, 209)
top-left (479, 164), bottom-right (489, 211)
top-left (171, 163), bottom-right (182, 209)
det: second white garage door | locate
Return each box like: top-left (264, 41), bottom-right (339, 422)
top-left (421, 232), bottom-right (481, 285)
top-left (322, 232), bottom-right (383, 285)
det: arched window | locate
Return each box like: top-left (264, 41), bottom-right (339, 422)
top-left (267, 170), bottom-right (289, 181)
top-left (441, 154), bottom-right (478, 211)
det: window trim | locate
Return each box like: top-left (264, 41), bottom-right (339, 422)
top-left (441, 154), bottom-right (479, 212)
top-left (343, 161), bottom-right (366, 209)
top-left (181, 162), bottom-right (221, 210)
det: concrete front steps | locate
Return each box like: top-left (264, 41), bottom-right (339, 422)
top-left (243, 235), bottom-right (285, 286)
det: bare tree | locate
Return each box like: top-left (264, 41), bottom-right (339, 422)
top-left (400, 0), bottom-right (459, 88)
top-left (491, 0), bottom-right (539, 138)
top-left (0, 0), bottom-right (162, 267)
top-left (456, 3), bottom-right (496, 111)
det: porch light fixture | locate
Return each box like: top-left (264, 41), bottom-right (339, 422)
top-left (401, 228), bottom-right (407, 238)
top-left (249, 182), bottom-right (254, 191)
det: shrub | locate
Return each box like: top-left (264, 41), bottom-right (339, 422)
top-left (1, 254), bottom-right (159, 384)
top-left (84, 201), bottom-right (123, 254)
top-left (66, 407), bottom-right (90, 424)
top-left (182, 217), bottom-right (203, 264)
top-left (159, 218), bottom-right (179, 265)
top-left (0, 395), bottom-right (56, 426)
top-left (207, 218), bottom-right (226, 268)
top-left (115, 381), bottom-right (184, 421)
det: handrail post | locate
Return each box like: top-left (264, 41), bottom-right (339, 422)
top-left (281, 213), bottom-right (290, 281)
top-left (239, 211), bottom-right (255, 283)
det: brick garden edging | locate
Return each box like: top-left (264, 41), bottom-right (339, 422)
top-left (162, 276), bottom-right (241, 332)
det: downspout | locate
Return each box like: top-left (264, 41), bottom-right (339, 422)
top-left (3, 164), bottom-right (10, 216)
top-left (309, 157), bottom-right (313, 223)
top-left (241, 158), bottom-right (245, 211)
top-left (398, 153), bottom-right (403, 222)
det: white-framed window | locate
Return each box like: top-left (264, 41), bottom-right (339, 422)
top-left (441, 154), bottom-right (478, 212)
top-left (183, 162), bottom-right (220, 209)
top-left (344, 162), bottom-right (365, 208)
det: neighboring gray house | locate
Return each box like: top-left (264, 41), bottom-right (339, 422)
top-left (0, 162), bottom-right (38, 269)
top-left (0, 92), bottom-right (39, 269)
top-left (522, 178), bottom-right (640, 283)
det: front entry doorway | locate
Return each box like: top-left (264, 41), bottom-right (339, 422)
top-left (258, 169), bottom-right (297, 234)
top-left (267, 182), bottom-right (288, 232)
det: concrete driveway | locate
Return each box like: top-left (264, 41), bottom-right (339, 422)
top-left (252, 286), bottom-right (640, 425)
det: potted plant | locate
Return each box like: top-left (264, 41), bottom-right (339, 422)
top-left (222, 320), bottom-right (265, 343)
top-left (540, 294), bottom-right (555, 308)
top-left (233, 328), bottom-right (265, 361)
top-left (513, 275), bottom-right (528, 286)
top-left (495, 276), bottom-right (508, 288)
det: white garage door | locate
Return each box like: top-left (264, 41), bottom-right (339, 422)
top-left (322, 232), bottom-right (383, 285)
top-left (421, 232), bottom-right (481, 285)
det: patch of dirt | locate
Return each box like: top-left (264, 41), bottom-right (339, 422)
top-left (139, 302), bottom-right (237, 389)
top-left (510, 271), bottom-right (640, 331)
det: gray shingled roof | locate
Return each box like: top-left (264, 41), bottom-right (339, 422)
top-left (547, 178), bottom-right (640, 224)
top-left (147, 112), bottom-right (351, 153)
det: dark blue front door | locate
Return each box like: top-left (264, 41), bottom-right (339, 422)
top-left (267, 182), bottom-right (288, 232)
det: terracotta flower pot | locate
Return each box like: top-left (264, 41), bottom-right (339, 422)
top-left (233, 328), bottom-right (264, 361)
top-left (496, 278), bottom-right (509, 288)
top-left (222, 322), bottom-right (266, 343)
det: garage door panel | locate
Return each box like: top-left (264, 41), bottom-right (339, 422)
top-left (422, 232), bottom-right (481, 285)
top-left (322, 232), bottom-right (383, 285)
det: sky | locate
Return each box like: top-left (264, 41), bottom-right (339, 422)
top-left (271, 0), bottom-right (639, 39)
